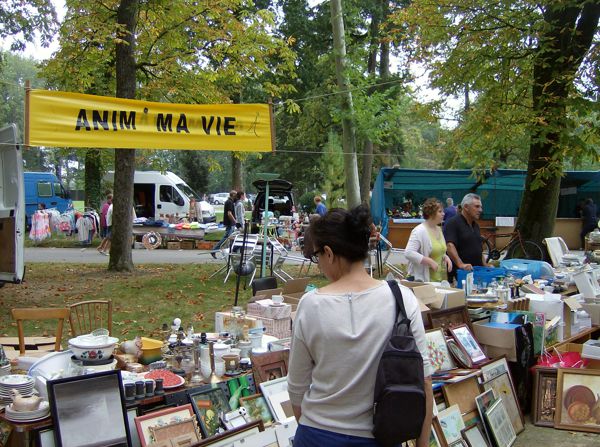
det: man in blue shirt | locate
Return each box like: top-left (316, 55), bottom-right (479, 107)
top-left (443, 197), bottom-right (457, 225)
top-left (314, 196), bottom-right (327, 216)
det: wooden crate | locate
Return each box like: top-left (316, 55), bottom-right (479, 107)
top-left (196, 240), bottom-right (213, 250)
top-left (180, 240), bottom-right (195, 250)
top-left (167, 241), bottom-right (181, 250)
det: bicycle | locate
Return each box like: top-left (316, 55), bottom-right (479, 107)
top-left (482, 229), bottom-right (544, 262)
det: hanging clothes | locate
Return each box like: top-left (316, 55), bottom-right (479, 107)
top-left (29, 211), bottom-right (51, 242)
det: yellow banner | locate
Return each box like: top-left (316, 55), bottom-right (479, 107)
top-left (27, 89), bottom-right (274, 152)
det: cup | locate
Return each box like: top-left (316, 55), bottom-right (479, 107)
top-left (222, 354), bottom-right (240, 373)
top-left (135, 381), bottom-right (145, 399)
top-left (272, 295), bottom-right (284, 305)
top-left (250, 333), bottom-right (263, 349)
top-left (154, 378), bottom-right (164, 395)
top-left (145, 380), bottom-right (154, 397)
top-left (124, 383), bottom-right (136, 401)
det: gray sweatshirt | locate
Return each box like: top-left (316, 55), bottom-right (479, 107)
top-left (287, 281), bottom-right (432, 439)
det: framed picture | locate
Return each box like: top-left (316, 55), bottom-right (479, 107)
top-left (188, 384), bottom-right (232, 438)
top-left (239, 394), bottom-right (275, 427)
top-left (231, 428), bottom-right (278, 446)
top-left (250, 350), bottom-right (289, 386)
top-left (442, 376), bottom-right (481, 415)
top-left (446, 340), bottom-right (473, 368)
top-left (481, 372), bottom-right (524, 434)
top-left (38, 429), bottom-right (56, 447)
top-left (480, 356), bottom-right (509, 382)
top-left (194, 420), bottom-right (264, 446)
top-left (127, 407), bottom-right (141, 447)
top-left (429, 417), bottom-right (448, 447)
top-left (461, 422), bottom-right (490, 447)
top-left (47, 370), bottom-right (131, 447)
top-left (532, 367), bottom-right (558, 427)
top-left (259, 377), bottom-right (295, 423)
top-left (449, 441), bottom-right (468, 447)
top-left (428, 306), bottom-right (471, 334)
top-left (426, 328), bottom-right (457, 372)
top-left (474, 389), bottom-right (496, 445)
top-left (554, 368), bottom-right (600, 433)
top-left (437, 404), bottom-right (465, 445)
top-left (484, 399), bottom-right (516, 447)
top-left (448, 324), bottom-right (487, 364)
top-left (134, 404), bottom-right (195, 447)
top-left (149, 418), bottom-right (201, 445)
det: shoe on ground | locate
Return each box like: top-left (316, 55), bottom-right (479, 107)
top-left (101, 251), bottom-right (109, 256)
top-left (211, 252), bottom-right (217, 259)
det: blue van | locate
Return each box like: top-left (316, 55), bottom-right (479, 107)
top-left (24, 172), bottom-right (72, 226)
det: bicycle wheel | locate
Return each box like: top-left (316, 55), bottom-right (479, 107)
top-left (505, 240), bottom-right (544, 260)
top-left (482, 237), bottom-right (501, 262)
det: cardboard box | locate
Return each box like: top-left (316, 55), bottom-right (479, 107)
top-left (581, 302), bottom-right (600, 325)
top-left (167, 241), bottom-right (181, 250)
top-left (215, 311), bottom-right (261, 333)
top-left (472, 320), bottom-right (520, 362)
top-left (180, 240), bottom-right (195, 250)
top-left (527, 293), bottom-right (583, 340)
top-left (196, 240), bottom-right (213, 250)
top-left (401, 282), bottom-right (465, 309)
top-left (282, 277), bottom-right (312, 311)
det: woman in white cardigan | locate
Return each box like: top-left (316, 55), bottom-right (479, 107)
top-left (405, 198), bottom-right (452, 282)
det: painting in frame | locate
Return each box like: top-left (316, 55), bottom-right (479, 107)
top-left (47, 370), bottom-right (131, 447)
top-left (429, 417), bottom-right (448, 447)
top-left (532, 367), bottom-right (558, 428)
top-left (426, 328), bottom-right (457, 372)
top-left (428, 306), bottom-right (471, 335)
top-left (484, 398), bottom-right (516, 447)
top-left (442, 376), bottom-right (481, 415)
top-left (481, 372), bottom-right (524, 434)
top-left (134, 404), bottom-right (195, 447)
top-left (479, 356), bottom-right (510, 382)
top-left (250, 350), bottom-right (289, 386)
top-left (437, 404), bottom-right (465, 445)
top-left (448, 324), bottom-right (487, 365)
top-left (461, 422), bottom-right (490, 447)
top-left (239, 393), bottom-right (275, 428)
top-left (187, 385), bottom-right (232, 438)
top-left (554, 368), bottom-right (600, 433)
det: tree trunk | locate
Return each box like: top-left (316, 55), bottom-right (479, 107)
top-left (330, 0), bottom-right (360, 208)
top-left (109, 0), bottom-right (138, 272)
top-left (232, 154), bottom-right (243, 191)
top-left (517, 2), bottom-right (600, 247)
top-left (84, 149), bottom-right (103, 211)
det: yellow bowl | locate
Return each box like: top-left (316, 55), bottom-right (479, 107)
top-left (140, 337), bottom-right (164, 365)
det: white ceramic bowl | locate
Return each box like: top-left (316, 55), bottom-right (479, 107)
top-left (68, 335), bottom-right (119, 361)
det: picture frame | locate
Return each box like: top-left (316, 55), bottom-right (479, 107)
top-left (449, 440), bottom-right (468, 447)
top-left (446, 339), bottom-right (473, 368)
top-left (532, 367), bottom-right (558, 428)
top-left (481, 372), bottom-right (524, 434)
top-left (480, 356), bottom-right (509, 382)
top-left (38, 429), bottom-right (56, 447)
top-left (484, 398), bottom-right (516, 447)
top-left (221, 408), bottom-right (253, 430)
top-left (239, 394), bottom-right (275, 427)
top-left (461, 422), bottom-right (490, 447)
top-left (134, 404), bottom-right (195, 447)
top-left (259, 377), bottom-right (295, 423)
top-left (193, 420), bottom-right (264, 446)
top-left (437, 404), bottom-right (465, 444)
top-left (231, 428), bottom-right (278, 447)
top-left (149, 418), bottom-right (201, 445)
top-left (250, 350), bottom-right (289, 386)
top-left (474, 389), bottom-right (496, 445)
top-left (442, 376), bottom-right (481, 415)
top-left (554, 368), bottom-right (600, 433)
top-left (187, 384), bottom-right (232, 438)
top-left (127, 407), bottom-right (141, 447)
top-left (426, 328), bottom-right (457, 372)
top-left (428, 306), bottom-right (471, 334)
top-left (430, 417), bottom-right (448, 447)
top-left (274, 418), bottom-right (298, 447)
top-left (448, 324), bottom-right (487, 364)
top-left (47, 370), bottom-right (131, 447)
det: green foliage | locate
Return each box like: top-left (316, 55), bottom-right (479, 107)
top-left (0, 1), bottom-right (57, 52)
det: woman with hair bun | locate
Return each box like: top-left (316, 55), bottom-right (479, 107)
top-left (288, 205), bottom-right (433, 447)
top-left (405, 198), bottom-right (452, 282)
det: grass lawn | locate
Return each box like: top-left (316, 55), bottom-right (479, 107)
top-left (0, 263), bottom-right (325, 345)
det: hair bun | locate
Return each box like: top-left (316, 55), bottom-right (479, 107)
top-left (347, 205), bottom-right (372, 234)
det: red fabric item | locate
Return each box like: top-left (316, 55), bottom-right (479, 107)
top-left (536, 351), bottom-right (589, 368)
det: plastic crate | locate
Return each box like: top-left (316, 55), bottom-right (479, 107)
top-left (456, 266), bottom-right (507, 287)
top-left (499, 259), bottom-right (554, 279)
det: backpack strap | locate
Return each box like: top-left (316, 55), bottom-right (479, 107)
top-left (387, 279), bottom-right (407, 321)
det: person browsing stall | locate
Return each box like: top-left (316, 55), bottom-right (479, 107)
top-left (405, 198), bottom-right (452, 282)
top-left (443, 193), bottom-right (488, 280)
top-left (211, 190), bottom-right (237, 258)
top-left (288, 205), bottom-right (433, 447)
top-left (234, 191), bottom-right (246, 231)
top-left (314, 195), bottom-right (327, 216)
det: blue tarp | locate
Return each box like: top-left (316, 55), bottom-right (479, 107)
top-left (371, 168), bottom-right (600, 238)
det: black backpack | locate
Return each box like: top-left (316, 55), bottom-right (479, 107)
top-left (372, 280), bottom-right (426, 447)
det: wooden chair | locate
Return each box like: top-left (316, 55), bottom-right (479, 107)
top-left (11, 307), bottom-right (70, 356)
top-left (68, 300), bottom-right (113, 336)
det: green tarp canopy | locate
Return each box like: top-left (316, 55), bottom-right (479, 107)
top-left (370, 168), bottom-right (600, 238)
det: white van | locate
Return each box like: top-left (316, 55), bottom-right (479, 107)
top-left (104, 171), bottom-right (215, 223)
top-left (0, 124), bottom-right (25, 286)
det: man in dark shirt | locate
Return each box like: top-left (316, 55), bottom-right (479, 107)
top-left (211, 190), bottom-right (238, 258)
top-left (444, 193), bottom-right (488, 282)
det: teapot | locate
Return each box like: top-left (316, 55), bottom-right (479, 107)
top-left (10, 389), bottom-right (43, 412)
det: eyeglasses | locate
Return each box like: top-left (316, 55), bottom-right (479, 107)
top-left (310, 248), bottom-right (324, 264)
